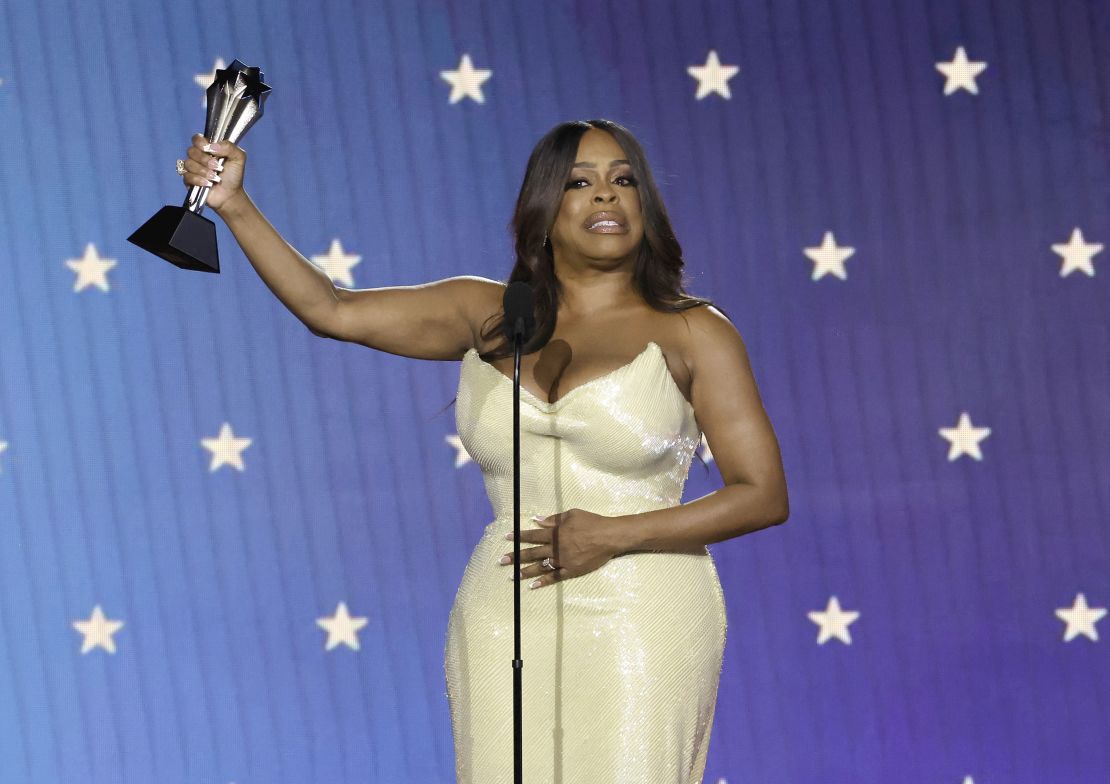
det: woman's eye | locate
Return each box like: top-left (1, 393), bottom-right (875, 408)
top-left (565, 175), bottom-right (636, 189)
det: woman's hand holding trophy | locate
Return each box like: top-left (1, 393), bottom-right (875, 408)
top-left (128, 58), bottom-right (270, 273)
top-left (179, 134), bottom-right (247, 216)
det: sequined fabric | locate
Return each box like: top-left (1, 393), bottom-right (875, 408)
top-left (445, 341), bottom-right (727, 783)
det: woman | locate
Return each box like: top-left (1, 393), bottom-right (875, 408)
top-left (180, 118), bottom-right (789, 782)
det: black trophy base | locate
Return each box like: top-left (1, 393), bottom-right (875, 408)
top-left (128, 206), bottom-right (221, 273)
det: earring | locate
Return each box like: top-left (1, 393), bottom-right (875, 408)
top-left (542, 232), bottom-right (548, 246)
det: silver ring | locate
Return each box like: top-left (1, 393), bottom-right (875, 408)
top-left (541, 557), bottom-right (558, 571)
top-left (175, 159), bottom-right (186, 175)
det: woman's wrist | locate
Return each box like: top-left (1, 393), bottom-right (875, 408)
top-left (214, 189), bottom-right (252, 222)
top-left (604, 514), bottom-right (644, 557)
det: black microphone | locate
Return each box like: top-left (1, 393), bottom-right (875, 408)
top-left (502, 281), bottom-right (535, 343)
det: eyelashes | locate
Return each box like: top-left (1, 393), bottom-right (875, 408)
top-left (564, 175), bottom-right (638, 190)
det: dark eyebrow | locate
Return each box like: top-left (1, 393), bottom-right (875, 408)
top-left (572, 159), bottom-right (631, 169)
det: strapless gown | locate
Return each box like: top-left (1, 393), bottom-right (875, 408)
top-left (445, 341), bottom-right (727, 783)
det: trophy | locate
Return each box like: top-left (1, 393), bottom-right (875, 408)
top-left (128, 59), bottom-right (271, 273)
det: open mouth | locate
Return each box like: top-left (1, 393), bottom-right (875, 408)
top-left (584, 212), bottom-right (627, 233)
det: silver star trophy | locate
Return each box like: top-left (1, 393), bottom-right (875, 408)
top-left (128, 59), bottom-right (271, 273)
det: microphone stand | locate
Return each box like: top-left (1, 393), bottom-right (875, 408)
top-left (511, 322), bottom-right (524, 784)
top-left (512, 319), bottom-right (526, 781)
top-left (501, 279), bottom-right (533, 782)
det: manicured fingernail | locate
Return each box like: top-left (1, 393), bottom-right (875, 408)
top-left (202, 142), bottom-right (218, 153)
top-left (208, 173), bottom-right (221, 183)
top-left (498, 555), bottom-right (510, 565)
top-left (503, 533), bottom-right (512, 540)
top-left (530, 580), bottom-right (541, 589)
top-left (531, 514), bottom-right (546, 521)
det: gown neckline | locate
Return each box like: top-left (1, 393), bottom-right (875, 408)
top-left (463, 340), bottom-right (692, 412)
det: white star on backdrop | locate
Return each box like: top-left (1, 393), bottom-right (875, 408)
top-left (1055, 593), bottom-right (1107, 642)
top-left (317, 602), bottom-right (369, 651)
top-left (195, 58), bottom-right (227, 106)
top-left (440, 54), bottom-right (492, 104)
top-left (445, 434), bottom-right (472, 468)
top-left (73, 605), bottom-right (124, 654)
top-left (935, 46), bottom-right (987, 95)
top-left (1051, 227), bottom-right (1103, 277)
top-left (807, 596), bottom-right (860, 645)
top-left (201, 422), bottom-right (253, 472)
top-left (803, 231), bottom-right (855, 280)
top-left (311, 238), bottom-right (362, 287)
top-left (938, 411), bottom-right (991, 461)
top-left (687, 50), bottom-right (739, 100)
top-left (66, 243), bottom-right (117, 293)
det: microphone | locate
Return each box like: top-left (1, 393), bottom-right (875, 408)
top-left (502, 281), bottom-right (535, 343)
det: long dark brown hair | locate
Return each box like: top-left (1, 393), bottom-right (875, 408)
top-left (477, 118), bottom-right (723, 361)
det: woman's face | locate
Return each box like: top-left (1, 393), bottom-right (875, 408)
top-left (549, 128), bottom-right (644, 266)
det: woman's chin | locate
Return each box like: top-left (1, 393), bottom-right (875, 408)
top-left (580, 235), bottom-right (640, 254)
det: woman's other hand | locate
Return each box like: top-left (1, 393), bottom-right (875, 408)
top-left (500, 509), bottom-right (623, 588)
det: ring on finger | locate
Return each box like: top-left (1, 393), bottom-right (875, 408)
top-left (175, 159), bottom-right (186, 175)
top-left (541, 557), bottom-right (558, 571)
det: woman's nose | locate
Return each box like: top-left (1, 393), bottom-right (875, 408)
top-left (593, 190), bottom-right (617, 202)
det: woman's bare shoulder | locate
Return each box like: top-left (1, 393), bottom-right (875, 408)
top-left (674, 302), bottom-right (753, 385)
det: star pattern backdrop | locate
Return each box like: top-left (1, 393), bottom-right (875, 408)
top-left (0, 0), bottom-right (1108, 782)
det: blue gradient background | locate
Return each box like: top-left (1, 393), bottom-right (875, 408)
top-left (0, 0), bottom-right (1107, 781)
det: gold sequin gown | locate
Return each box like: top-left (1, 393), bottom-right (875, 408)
top-left (445, 341), bottom-right (728, 783)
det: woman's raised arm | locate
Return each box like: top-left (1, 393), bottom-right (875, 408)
top-left (324, 275), bottom-right (504, 359)
top-left (182, 135), bottom-right (502, 361)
